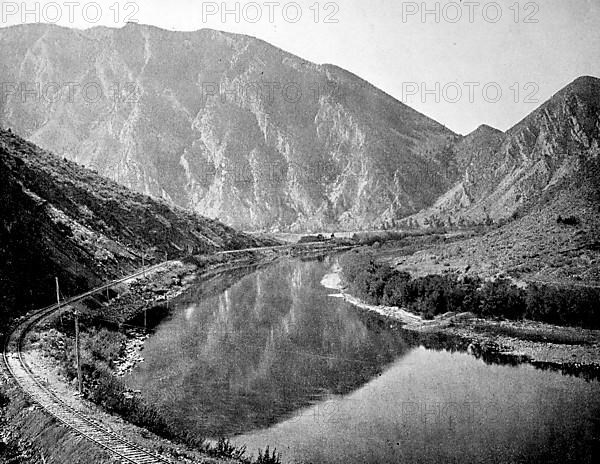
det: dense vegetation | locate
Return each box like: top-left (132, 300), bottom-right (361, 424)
top-left (339, 250), bottom-right (600, 328)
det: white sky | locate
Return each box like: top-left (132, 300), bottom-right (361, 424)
top-left (1, 0), bottom-right (599, 134)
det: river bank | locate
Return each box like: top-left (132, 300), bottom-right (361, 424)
top-left (321, 265), bottom-right (600, 380)
top-left (9, 249), bottom-right (598, 464)
top-left (9, 244), bottom-right (354, 464)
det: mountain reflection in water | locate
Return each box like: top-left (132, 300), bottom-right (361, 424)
top-left (126, 257), bottom-right (411, 437)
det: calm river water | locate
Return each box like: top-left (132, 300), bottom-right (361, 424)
top-left (126, 256), bottom-right (600, 463)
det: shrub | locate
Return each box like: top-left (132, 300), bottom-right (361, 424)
top-left (382, 271), bottom-right (412, 307)
top-left (557, 215), bottom-right (580, 226)
top-left (351, 231), bottom-right (408, 246)
top-left (85, 327), bottom-right (126, 366)
top-left (338, 250), bottom-right (598, 328)
top-left (86, 365), bottom-right (173, 438)
top-left (479, 278), bottom-right (526, 320)
top-left (298, 235), bottom-right (326, 243)
top-left (208, 438), bottom-right (247, 460)
top-left (0, 389), bottom-right (9, 408)
top-left (525, 284), bottom-right (599, 328)
top-left (255, 447), bottom-right (281, 464)
top-left (339, 250), bottom-right (395, 303)
top-left (339, 250), bottom-right (377, 285)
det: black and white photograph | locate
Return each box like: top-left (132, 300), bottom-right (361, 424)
top-left (1, 1), bottom-right (599, 463)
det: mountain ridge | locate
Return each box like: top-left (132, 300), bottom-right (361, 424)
top-left (0, 22), bottom-right (458, 231)
top-left (0, 23), bottom-right (598, 232)
top-left (406, 75), bottom-right (600, 228)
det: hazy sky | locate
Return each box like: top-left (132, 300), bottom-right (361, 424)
top-left (2, 0), bottom-right (599, 134)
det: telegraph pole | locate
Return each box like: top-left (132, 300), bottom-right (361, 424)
top-left (73, 310), bottom-right (83, 395)
top-left (55, 277), bottom-right (63, 327)
top-left (144, 250), bottom-right (148, 331)
top-left (165, 250), bottom-right (170, 312)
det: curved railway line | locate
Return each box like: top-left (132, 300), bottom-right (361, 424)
top-left (1, 242), bottom-right (350, 463)
top-left (2, 262), bottom-right (174, 464)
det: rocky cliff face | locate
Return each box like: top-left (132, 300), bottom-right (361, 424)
top-left (0, 23), bottom-right (457, 231)
top-left (409, 76), bottom-right (600, 226)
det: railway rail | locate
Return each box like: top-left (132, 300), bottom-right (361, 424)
top-left (2, 262), bottom-right (173, 463)
top-left (1, 242), bottom-right (351, 462)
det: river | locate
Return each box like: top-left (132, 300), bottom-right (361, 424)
top-left (125, 256), bottom-right (600, 463)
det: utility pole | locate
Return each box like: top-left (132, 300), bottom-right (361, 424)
top-left (106, 279), bottom-right (110, 301)
top-left (142, 252), bottom-right (145, 278)
top-left (55, 277), bottom-right (63, 327)
top-left (74, 310), bottom-right (83, 395)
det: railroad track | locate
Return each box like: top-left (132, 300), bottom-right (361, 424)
top-left (1, 243), bottom-right (350, 462)
top-left (2, 262), bottom-right (174, 464)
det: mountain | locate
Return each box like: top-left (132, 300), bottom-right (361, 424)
top-left (0, 23), bottom-right (458, 232)
top-left (408, 76), bottom-right (600, 227)
top-left (0, 128), bottom-right (270, 324)
top-left (2, 24), bottom-right (595, 234)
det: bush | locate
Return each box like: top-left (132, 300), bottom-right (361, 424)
top-left (525, 284), bottom-right (599, 328)
top-left (479, 278), bottom-right (526, 320)
top-left (208, 438), bottom-right (247, 460)
top-left (338, 251), bottom-right (599, 328)
top-left (0, 389), bottom-right (9, 408)
top-left (339, 250), bottom-right (395, 303)
top-left (255, 447), bottom-right (281, 464)
top-left (339, 250), bottom-right (376, 284)
top-left (86, 365), bottom-right (173, 437)
top-left (298, 234), bottom-right (326, 243)
top-left (382, 271), bottom-right (412, 307)
top-left (557, 215), bottom-right (580, 226)
top-left (85, 327), bottom-right (126, 366)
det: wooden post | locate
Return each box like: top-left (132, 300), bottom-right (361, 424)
top-left (55, 277), bottom-right (63, 327)
top-left (74, 310), bottom-right (83, 395)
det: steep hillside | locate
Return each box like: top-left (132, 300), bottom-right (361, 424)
top-left (0, 23), bottom-right (457, 231)
top-left (390, 77), bottom-right (600, 285)
top-left (0, 128), bottom-right (270, 325)
top-left (409, 76), bottom-right (600, 227)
